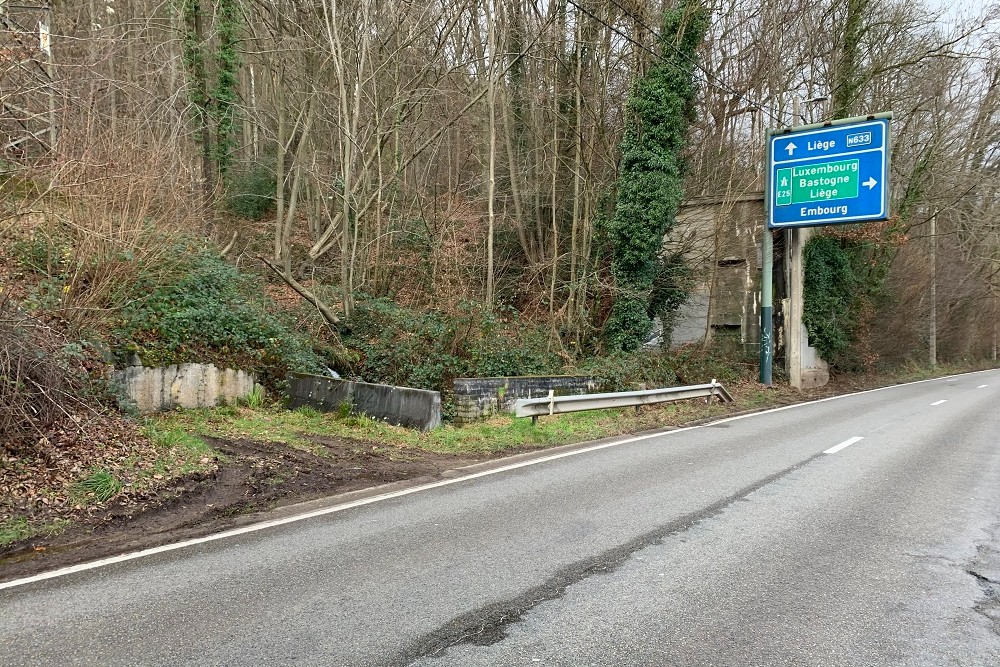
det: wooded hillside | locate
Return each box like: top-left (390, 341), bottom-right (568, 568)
top-left (2, 0), bottom-right (998, 383)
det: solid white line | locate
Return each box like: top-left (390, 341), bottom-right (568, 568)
top-left (930, 400), bottom-right (947, 406)
top-left (824, 436), bottom-right (865, 455)
top-left (977, 385), bottom-right (988, 389)
top-left (1, 368), bottom-right (997, 592)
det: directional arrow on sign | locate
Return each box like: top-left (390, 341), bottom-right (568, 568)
top-left (785, 142), bottom-right (797, 156)
top-left (863, 177), bottom-right (877, 189)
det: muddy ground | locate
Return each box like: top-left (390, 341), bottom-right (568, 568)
top-left (0, 371), bottom-right (974, 584)
top-left (0, 435), bottom-right (492, 583)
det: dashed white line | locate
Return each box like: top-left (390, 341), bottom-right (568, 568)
top-left (977, 384), bottom-right (988, 389)
top-left (930, 399), bottom-right (947, 406)
top-left (824, 436), bottom-right (865, 454)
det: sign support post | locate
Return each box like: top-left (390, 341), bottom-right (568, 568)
top-left (759, 227), bottom-right (773, 386)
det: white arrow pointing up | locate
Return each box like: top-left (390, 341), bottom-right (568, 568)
top-left (863, 177), bottom-right (877, 189)
top-left (785, 142), bottom-right (797, 156)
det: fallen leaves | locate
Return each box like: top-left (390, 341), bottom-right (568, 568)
top-left (1, 411), bottom-right (218, 541)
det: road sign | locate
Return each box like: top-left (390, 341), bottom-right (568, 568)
top-left (767, 117), bottom-right (890, 229)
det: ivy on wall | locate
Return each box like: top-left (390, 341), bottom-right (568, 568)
top-left (803, 235), bottom-right (857, 361)
top-left (803, 225), bottom-right (901, 367)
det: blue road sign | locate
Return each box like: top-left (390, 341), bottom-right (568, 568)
top-left (767, 117), bottom-right (891, 229)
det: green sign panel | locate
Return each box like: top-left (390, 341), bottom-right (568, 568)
top-left (775, 159), bottom-right (860, 207)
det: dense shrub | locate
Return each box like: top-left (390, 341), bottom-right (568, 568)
top-left (344, 299), bottom-right (560, 391)
top-left (578, 350), bottom-right (677, 392)
top-left (225, 165), bottom-right (276, 220)
top-left (0, 300), bottom-right (100, 451)
top-left (578, 334), bottom-right (751, 393)
top-left (113, 249), bottom-right (322, 387)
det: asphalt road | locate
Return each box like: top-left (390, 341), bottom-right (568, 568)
top-left (2, 370), bottom-right (999, 666)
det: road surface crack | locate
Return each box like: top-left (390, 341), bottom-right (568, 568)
top-left (967, 569), bottom-right (1000, 587)
top-left (395, 452), bottom-right (825, 666)
top-left (966, 537), bottom-right (1000, 636)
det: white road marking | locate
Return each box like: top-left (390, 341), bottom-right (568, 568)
top-left (977, 385), bottom-right (988, 389)
top-left (1, 368), bottom-right (997, 592)
top-left (930, 400), bottom-right (947, 406)
top-left (824, 436), bottom-right (865, 454)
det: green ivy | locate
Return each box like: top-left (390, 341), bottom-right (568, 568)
top-left (113, 249), bottom-right (322, 388)
top-left (602, 1), bottom-right (707, 351)
top-left (179, 0), bottom-right (242, 182)
top-left (803, 235), bottom-right (857, 361)
top-left (803, 230), bottom-right (897, 367)
top-left (180, 0), bottom-right (209, 139)
top-left (213, 0), bottom-right (242, 177)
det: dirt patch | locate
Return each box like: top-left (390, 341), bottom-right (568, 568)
top-left (0, 435), bottom-right (489, 583)
top-left (2, 368), bottom-right (984, 584)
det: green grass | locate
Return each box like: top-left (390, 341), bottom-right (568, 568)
top-left (134, 422), bottom-right (220, 487)
top-left (146, 359), bottom-right (1000, 458)
top-left (74, 469), bottom-right (124, 502)
top-left (243, 385), bottom-right (267, 409)
top-left (0, 517), bottom-right (71, 547)
top-left (150, 398), bottom-right (735, 457)
top-left (142, 422), bottom-right (214, 455)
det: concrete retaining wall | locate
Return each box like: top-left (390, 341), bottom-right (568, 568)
top-left (287, 374), bottom-right (442, 431)
top-left (115, 363), bottom-right (256, 413)
top-left (453, 376), bottom-right (599, 425)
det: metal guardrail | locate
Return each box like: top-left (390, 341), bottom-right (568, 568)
top-left (514, 380), bottom-right (734, 424)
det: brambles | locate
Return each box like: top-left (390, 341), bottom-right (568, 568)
top-left (0, 299), bottom-right (93, 451)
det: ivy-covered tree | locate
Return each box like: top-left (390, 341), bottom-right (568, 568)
top-left (181, 0), bottom-right (215, 219)
top-left (602, 0), bottom-right (708, 351)
top-left (213, 0), bottom-right (242, 177)
top-left (181, 0), bottom-right (243, 217)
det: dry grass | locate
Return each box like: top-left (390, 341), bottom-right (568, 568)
top-left (1, 121), bottom-right (218, 343)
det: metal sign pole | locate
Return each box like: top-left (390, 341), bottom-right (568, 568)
top-left (760, 227), bottom-right (773, 385)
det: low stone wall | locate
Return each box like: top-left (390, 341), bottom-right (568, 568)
top-left (287, 374), bottom-right (442, 431)
top-left (115, 363), bottom-right (256, 414)
top-left (453, 376), bottom-right (598, 425)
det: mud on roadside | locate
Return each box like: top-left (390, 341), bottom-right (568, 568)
top-left (0, 435), bottom-right (489, 583)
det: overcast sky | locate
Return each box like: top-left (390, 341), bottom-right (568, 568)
top-left (927, 0), bottom-right (995, 26)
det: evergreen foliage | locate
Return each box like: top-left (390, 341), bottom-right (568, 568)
top-left (180, 0), bottom-right (211, 158)
top-left (603, 1), bottom-right (708, 351)
top-left (803, 235), bottom-right (857, 360)
top-left (114, 249), bottom-right (323, 387)
top-left (803, 232), bottom-right (895, 366)
top-left (180, 0), bottom-right (243, 181)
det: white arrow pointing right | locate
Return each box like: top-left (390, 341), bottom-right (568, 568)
top-left (863, 177), bottom-right (877, 189)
